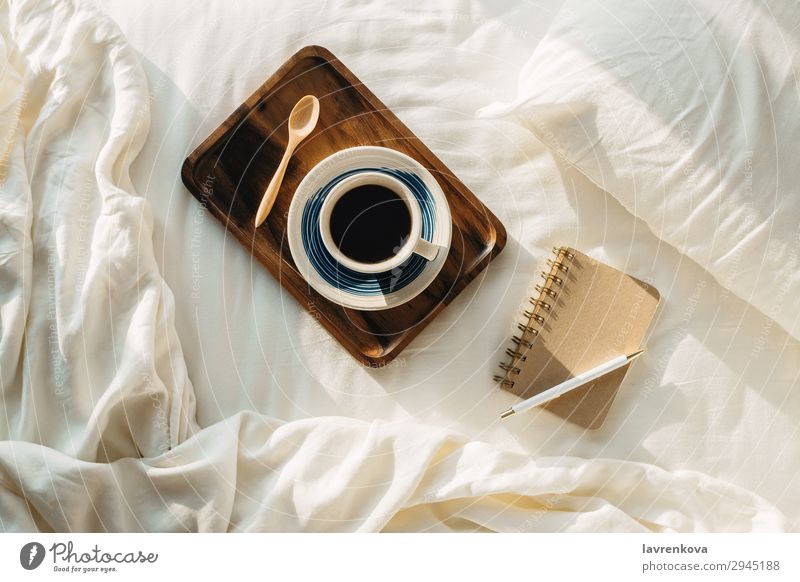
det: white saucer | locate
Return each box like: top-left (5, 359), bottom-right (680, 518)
top-left (287, 146), bottom-right (452, 311)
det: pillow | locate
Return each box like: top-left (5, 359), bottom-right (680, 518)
top-left (479, 0), bottom-right (800, 341)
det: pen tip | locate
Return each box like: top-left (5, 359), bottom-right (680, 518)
top-left (628, 349), bottom-right (645, 360)
top-left (500, 408), bottom-right (515, 419)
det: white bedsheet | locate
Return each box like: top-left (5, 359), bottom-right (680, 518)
top-left (0, 0), bottom-right (797, 531)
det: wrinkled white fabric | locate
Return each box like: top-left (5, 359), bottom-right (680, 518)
top-left (0, 413), bottom-right (786, 532)
top-left (0, 0), bottom-right (794, 532)
top-left (0, 0), bottom-right (196, 461)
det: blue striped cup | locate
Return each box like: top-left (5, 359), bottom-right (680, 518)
top-left (300, 166), bottom-right (439, 296)
top-left (320, 171), bottom-right (438, 274)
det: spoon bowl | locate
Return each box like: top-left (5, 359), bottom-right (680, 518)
top-left (288, 95), bottom-right (320, 138)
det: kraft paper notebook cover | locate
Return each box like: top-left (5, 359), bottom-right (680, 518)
top-left (495, 247), bottom-right (660, 429)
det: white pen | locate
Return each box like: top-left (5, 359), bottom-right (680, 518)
top-left (499, 349), bottom-right (644, 419)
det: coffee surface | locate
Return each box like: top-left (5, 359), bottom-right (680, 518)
top-left (330, 184), bottom-right (411, 264)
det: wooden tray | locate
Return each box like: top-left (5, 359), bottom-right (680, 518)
top-left (181, 45), bottom-right (506, 366)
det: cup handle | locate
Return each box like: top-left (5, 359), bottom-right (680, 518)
top-left (412, 238), bottom-right (439, 261)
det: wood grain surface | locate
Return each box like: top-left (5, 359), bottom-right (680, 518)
top-left (181, 45), bottom-right (506, 365)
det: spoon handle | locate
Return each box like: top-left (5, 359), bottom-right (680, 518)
top-left (255, 143), bottom-right (294, 227)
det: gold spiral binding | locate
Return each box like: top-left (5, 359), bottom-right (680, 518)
top-left (535, 284), bottom-right (558, 299)
top-left (493, 375), bottom-right (514, 387)
top-left (546, 258), bottom-right (569, 273)
top-left (494, 247), bottom-right (576, 390)
top-left (529, 313), bottom-right (545, 324)
top-left (529, 298), bottom-right (551, 310)
top-left (553, 246), bottom-right (575, 260)
top-left (512, 335), bottom-right (532, 349)
top-left (505, 347), bottom-right (527, 361)
top-left (540, 272), bottom-right (563, 286)
top-left (499, 362), bottom-right (521, 374)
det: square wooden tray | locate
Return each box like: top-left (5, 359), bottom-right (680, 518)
top-left (181, 45), bottom-right (506, 366)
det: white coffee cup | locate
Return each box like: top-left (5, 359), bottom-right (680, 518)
top-left (319, 171), bottom-right (439, 274)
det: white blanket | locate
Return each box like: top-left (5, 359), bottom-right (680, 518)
top-left (0, 0), bottom-right (196, 462)
top-left (0, 0), bottom-right (796, 531)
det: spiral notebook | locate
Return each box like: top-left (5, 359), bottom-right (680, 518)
top-left (495, 247), bottom-right (660, 429)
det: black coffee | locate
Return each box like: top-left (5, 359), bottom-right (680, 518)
top-left (330, 184), bottom-right (411, 264)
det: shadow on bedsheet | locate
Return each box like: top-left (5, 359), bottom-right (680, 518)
top-left (553, 153), bottom-right (800, 433)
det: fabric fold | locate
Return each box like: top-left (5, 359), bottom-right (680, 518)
top-left (0, 0), bottom-right (196, 460)
top-left (0, 413), bottom-right (787, 532)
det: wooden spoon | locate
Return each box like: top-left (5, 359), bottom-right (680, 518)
top-left (254, 94), bottom-right (320, 227)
